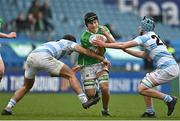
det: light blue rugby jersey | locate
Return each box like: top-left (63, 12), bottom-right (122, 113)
top-left (133, 31), bottom-right (177, 69)
top-left (32, 39), bottom-right (78, 59)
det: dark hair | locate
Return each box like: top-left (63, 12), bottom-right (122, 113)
top-left (84, 12), bottom-right (98, 26)
top-left (62, 34), bottom-right (76, 42)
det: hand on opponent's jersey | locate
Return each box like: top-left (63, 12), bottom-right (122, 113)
top-left (92, 39), bottom-right (106, 47)
top-left (72, 65), bottom-right (81, 73)
top-left (102, 59), bottom-right (111, 69)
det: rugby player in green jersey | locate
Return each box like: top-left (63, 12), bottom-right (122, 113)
top-left (75, 12), bottom-right (115, 116)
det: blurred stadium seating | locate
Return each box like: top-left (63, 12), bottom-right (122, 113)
top-left (0, 0), bottom-right (180, 68)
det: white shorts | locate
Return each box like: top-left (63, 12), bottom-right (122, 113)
top-left (80, 63), bottom-right (109, 81)
top-left (25, 52), bottom-right (64, 79)
top-left (142, 64), bottom-right (179, 87)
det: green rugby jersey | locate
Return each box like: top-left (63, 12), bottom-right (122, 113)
top-left (78, 26), bottom-right (111, 66)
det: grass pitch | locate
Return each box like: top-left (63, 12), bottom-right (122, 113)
top-left (0, 93), bottom-right (180, 120)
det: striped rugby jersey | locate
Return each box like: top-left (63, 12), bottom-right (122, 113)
top-left (32, 39), bottom-right (77, 60)
top-left (133, 31), bottom-right (177, 69)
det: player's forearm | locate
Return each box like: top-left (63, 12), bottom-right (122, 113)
top-left (84, 49), bottom-right (104, 61)
top-left (124, 49), bottom-right (146, 58)
top-left (0, 33), bottom-right (10, 38)
top-left (96, 47), bottom-right (104, 55)
top-left (104, 42), bottom-right (124, 49)
top-left (76, 45), bottom-right (104, 61)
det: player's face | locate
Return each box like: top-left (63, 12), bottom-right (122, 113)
top-left (87, 20), bottom-right (99, 33)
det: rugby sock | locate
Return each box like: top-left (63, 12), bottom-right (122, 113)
top-left (163, 95), bottom-right (173, 103)
top-left (5, 99), bottom-right (16, 111)
top-left (102, 107), bottom-right (109, 112)
top-left (146, 106), bottom-right (154, 114)
top-left (78, 93), bottom-right (88, 104)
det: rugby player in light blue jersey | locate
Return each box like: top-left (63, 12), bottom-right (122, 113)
top-left (0, 18), bottom-right (16, 82)
top-left (93, 16), bottom-right (179, 117)
top-left (1, 34), bottom-right (110, 115)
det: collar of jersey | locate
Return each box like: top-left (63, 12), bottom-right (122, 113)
top-left (86, 27), bottom-right (99, 34)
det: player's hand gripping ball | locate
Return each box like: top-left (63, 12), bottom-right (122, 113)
top-left (89, 34), bottom-right (107, 46)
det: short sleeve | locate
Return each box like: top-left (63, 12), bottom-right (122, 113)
top-left (104, 26), bottom-right (110, 34)
top-left (68, 41), bottom-right (78, 50)
top-left (133, 35), bottom-right (149, 45)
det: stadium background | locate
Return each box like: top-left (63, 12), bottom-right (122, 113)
top-left (0, 0), bottom-right (180, 120)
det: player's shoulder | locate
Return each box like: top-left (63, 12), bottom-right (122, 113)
top-left (98, 25), bottom-right (110, 32)
top-left (145, 31), bottom-right (157, 37)
top-left (102, 25), bottom-right (109, 31)
top-left (144, 31), bottom-right (158, 41)
top-left (140, 31), bottom-right (155, 39)
top-left (44, 41), bottom-right (56, 45)
top-left (134, 33), bottom-right (151, 44)
top-left (61, 39), bottom-right (76, 44)
top-left (80, 30), bottom-right (91, 41)
top-left (56, 39), bottom-right (69, 45)
top-left (81, 30), bottom-right (91, 35)
top-left (59, 39), bottom-right (77, 48)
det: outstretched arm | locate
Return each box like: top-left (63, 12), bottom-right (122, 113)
top-left (0, 32), bottom-right (16, 38)
top-left (123, 49), bottom-right (148, 59)
top-left (93, 40), bottom-right (138, 49)
top-left (74, 44), bottom-right (110, 65)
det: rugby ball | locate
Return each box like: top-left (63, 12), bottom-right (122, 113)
top-left (89, 34), bottom-right (107, 44)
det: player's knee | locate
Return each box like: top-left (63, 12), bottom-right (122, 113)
top-left (138, 84), bottom-right (147, 95)
top-left (87, 93), bottom-right (95, 99)
top-left (138, 85), bottom-right (144, 95)
top-left (85, 89), bottom-right (96, 98)
top-left (100, 85), bottom-right (109, 93)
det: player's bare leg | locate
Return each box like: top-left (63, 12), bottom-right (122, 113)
top-left (2, 78), bottom-right (35, 115)
top-left (99, 82), bottom-right (110, 116)
top-left (83, 79), bottom-right (101, 107)
top-left (60, 78), bottom-right (70, 91)
top-left (144, 96), bottom-right (153, 108)
top-left (97, 71), bottom-right (110, 116)
top-left (60, 64), bottom-right (84, 94)
top-left (141, 96), bottom-right (155, 117)
top-left (138, 82), bottom-right (177, 116)
top-left (59, 64), bottom-right (100, 109)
